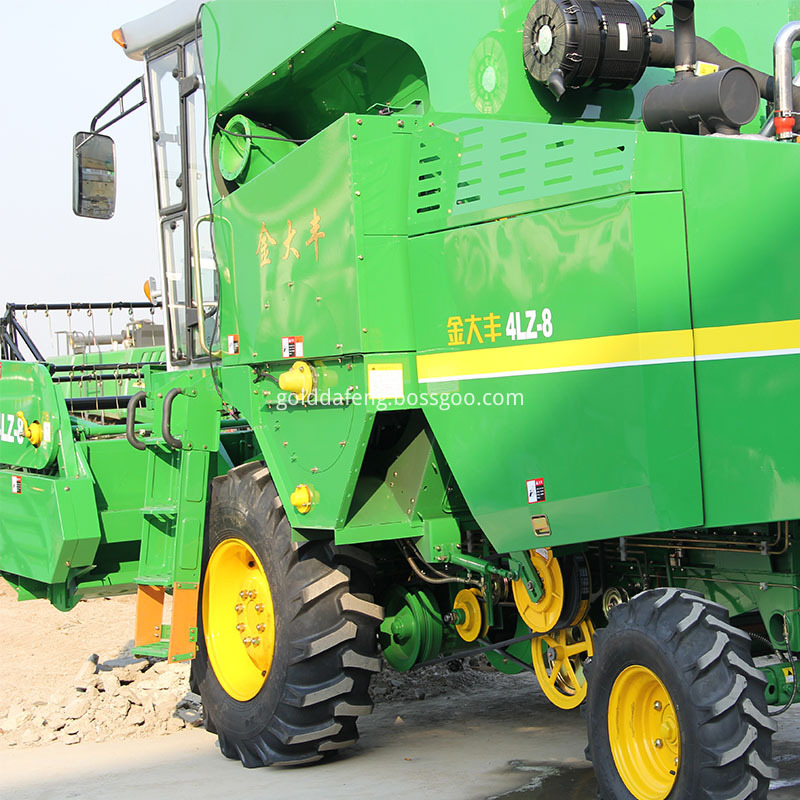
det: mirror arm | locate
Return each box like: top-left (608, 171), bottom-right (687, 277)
top-left (91, 76), bottom-right (147, 134)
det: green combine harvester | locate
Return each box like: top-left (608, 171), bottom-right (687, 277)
top-left (3, 0), bottom-right (800, 796)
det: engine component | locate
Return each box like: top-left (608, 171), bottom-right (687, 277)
top-left (601, 586), bottom-right (629, 619)
top-left (523, 0), bottom-right (651, 99)
top-left (512, 548), bottom-right (565, 632)
top-left (215, 114), bottom-right (297, 186)
top-left (451, 587), bottom-right (488, 642)
top-left (532, 619), bottom-right (595, 709)
top-left (555, 553), bottom-right (592, 629)
top-left (642, 67), bottom-right (760, 135)
top-left (379, 586), bottom-right (444, 672)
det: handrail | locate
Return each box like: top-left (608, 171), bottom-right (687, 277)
top-left (192, 214), bottom-right (222, 358)
top-left (126, 392), bottom-right (148, 451)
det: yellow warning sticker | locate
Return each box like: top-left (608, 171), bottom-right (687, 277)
top-left (784, 666), bottom-right (795, 684)
top-left (696, 61), bottom-right (720, 76)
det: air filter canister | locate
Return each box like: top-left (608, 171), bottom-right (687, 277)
top-left (523, 0), bottom-right (651, 99)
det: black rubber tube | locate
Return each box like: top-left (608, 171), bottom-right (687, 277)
top-left (65, 395), bottom-right (134, 412)
top-left (161, 387), bottom-right (183, 450)
top-left (125, 391), bottom-right (147, 452)
top-left (672, 0), bottom-right (696, 79)
top-left (650, 29), bottom-right (800, 110)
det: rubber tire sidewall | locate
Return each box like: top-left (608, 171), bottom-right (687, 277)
top-left (194, 479), bottom-right (293, 741)
top-left (588, 629), bottom-right (699, 800)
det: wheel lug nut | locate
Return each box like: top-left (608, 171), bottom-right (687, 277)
top-left (239, 590), bottom-right (247, 599)
top-left (236, 623), bottom-right (246, 632)
top-left (248, 590), bottom-right (257, 599)
top-left (255, 603), bottom-right (264, 613)
top-left (654, 739), bottom-right (664, 749)
top-left (252, 637), bottom-right (261, 646)
top-left (242, 637), bottom-right (252, 645)
top-left (256, 623), bottom-right (265, 632)
top-left (654, 701), bottom-right (662, 711)
top-left (235, 603), bottom-right (244, 613)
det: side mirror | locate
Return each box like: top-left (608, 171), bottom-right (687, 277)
top-left (73, 132), bottom-right (116, 219)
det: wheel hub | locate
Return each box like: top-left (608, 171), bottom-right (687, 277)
top-left (608, 665), bottom-right (681, 800)
top-left (203, 538), bottom-right (276, 701)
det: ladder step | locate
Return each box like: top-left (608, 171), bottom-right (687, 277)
top-left (142, 505), bottom-right (178, 517)
top-left (133, 642), bottom-right (170, 659)
top-left (135, 576), bottom-right (172, 586)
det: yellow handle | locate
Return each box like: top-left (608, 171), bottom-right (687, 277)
top-left (16, 412), bottom-right (43, 448)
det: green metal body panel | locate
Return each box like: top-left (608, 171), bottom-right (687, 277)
top-left (5, 0), bottom-right (800, 686)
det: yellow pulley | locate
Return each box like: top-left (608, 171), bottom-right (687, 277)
top-left (452, 588), bottom-right (488, 642)
top-left (511, 548), bottom-right (564, 633)
top-left (532, 619), bottom-right (595, 709)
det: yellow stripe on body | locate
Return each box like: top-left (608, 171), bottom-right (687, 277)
top-left (417, 320), bottom-right (800, 384)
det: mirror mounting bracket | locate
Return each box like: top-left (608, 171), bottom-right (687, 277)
top-left (91, 76), bottom-right (147, 134)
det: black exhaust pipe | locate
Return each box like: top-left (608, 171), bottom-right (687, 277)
top-left (672, 0), bottom-right (697, 80)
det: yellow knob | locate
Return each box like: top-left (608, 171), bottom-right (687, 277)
top-left (290, 484), bottom-right (313, 514)
top-left (278, 361), bottom-right (315, 401)
top-left (16, 412), bottom-right (43, 448)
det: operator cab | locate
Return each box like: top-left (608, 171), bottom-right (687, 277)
top-left (72, 0), bottom-right (217, 368)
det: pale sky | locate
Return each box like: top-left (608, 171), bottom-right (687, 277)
top-left (0, 1), bottom-right (170, 355)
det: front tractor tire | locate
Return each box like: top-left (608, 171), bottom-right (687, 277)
top-left (586, 588), bottom-right (777, 800)
top-left (192, 462), bottom-right (383, 767)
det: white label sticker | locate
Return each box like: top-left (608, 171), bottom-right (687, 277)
top-left (619, 22), bottom-right (629, 52)
top-left (785, 667), bottom-right (795, 684)
top-left (281, 336), bottom-right (304, 358)
top-left (11, 475), bottom-right (22, 494)
top-left (368, 365), bottom-right (404, 400)
top-left (227, 334), bottom-right (239, 355)
top-left (527, 478), bottom-right (546, 504)
top-left (43, 421), bottom-right (52, 444)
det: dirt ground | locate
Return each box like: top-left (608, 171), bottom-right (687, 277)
top-left (0, 579), bottom-right (137, 722)
top-left (3, 576), bottom-right (800, 800)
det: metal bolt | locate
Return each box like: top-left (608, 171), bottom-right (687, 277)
top-left (654, 701), bottom-right (662, 711)
top-left (64, 486), bottom-right (71, 492)
top-left (339, 441), bottom-right (346, 447)
top-left (397, 120), bottom-right (404, 128)
top-left (252, 637), bottom-right (261, 646)
top-left (352, 135), bottom-right (358, 140)
top-left (248, 590), bottom-right (257, 599)
top-left (428, 121), bottom-right (435, 127)
top-left (356, 118), bottom-right (363, 125)
top-left (654, 739), bottom-right (664, 749)
top-left (236, 623), bottom-right (246, 632)
top-left (256, 623), bottom-right (266, 632)
top-left (362, 328), bottom-right (368, 333)
top-left (242, 637), bottom-right (252, 646)
top-left (239, 590), bottom-right (247, 598)
top-left (358, 255), bottom-right (364, 260)
top-left (355, 191), bottom-right (361, 197)
top-left (316, 296), bottom-right (322, 302)
top-left (255, 604), bottom-right (264, 613)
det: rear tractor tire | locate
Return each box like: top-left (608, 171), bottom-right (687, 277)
top-left (586, 587), bottom-right (777, 800)
top-left (191, 462), bottom-right (383, 767)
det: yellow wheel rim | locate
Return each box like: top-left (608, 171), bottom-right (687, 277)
top-left (532, 619), bottom-right (594, 709)
top-left (453, 588), bottom-right (487, 642)
top-left (202, 538), bottom-right (276, 701)
top-left (512, 549), bottom-right (564, 633)
top-left (608, 665), bottom-right (681, 800)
